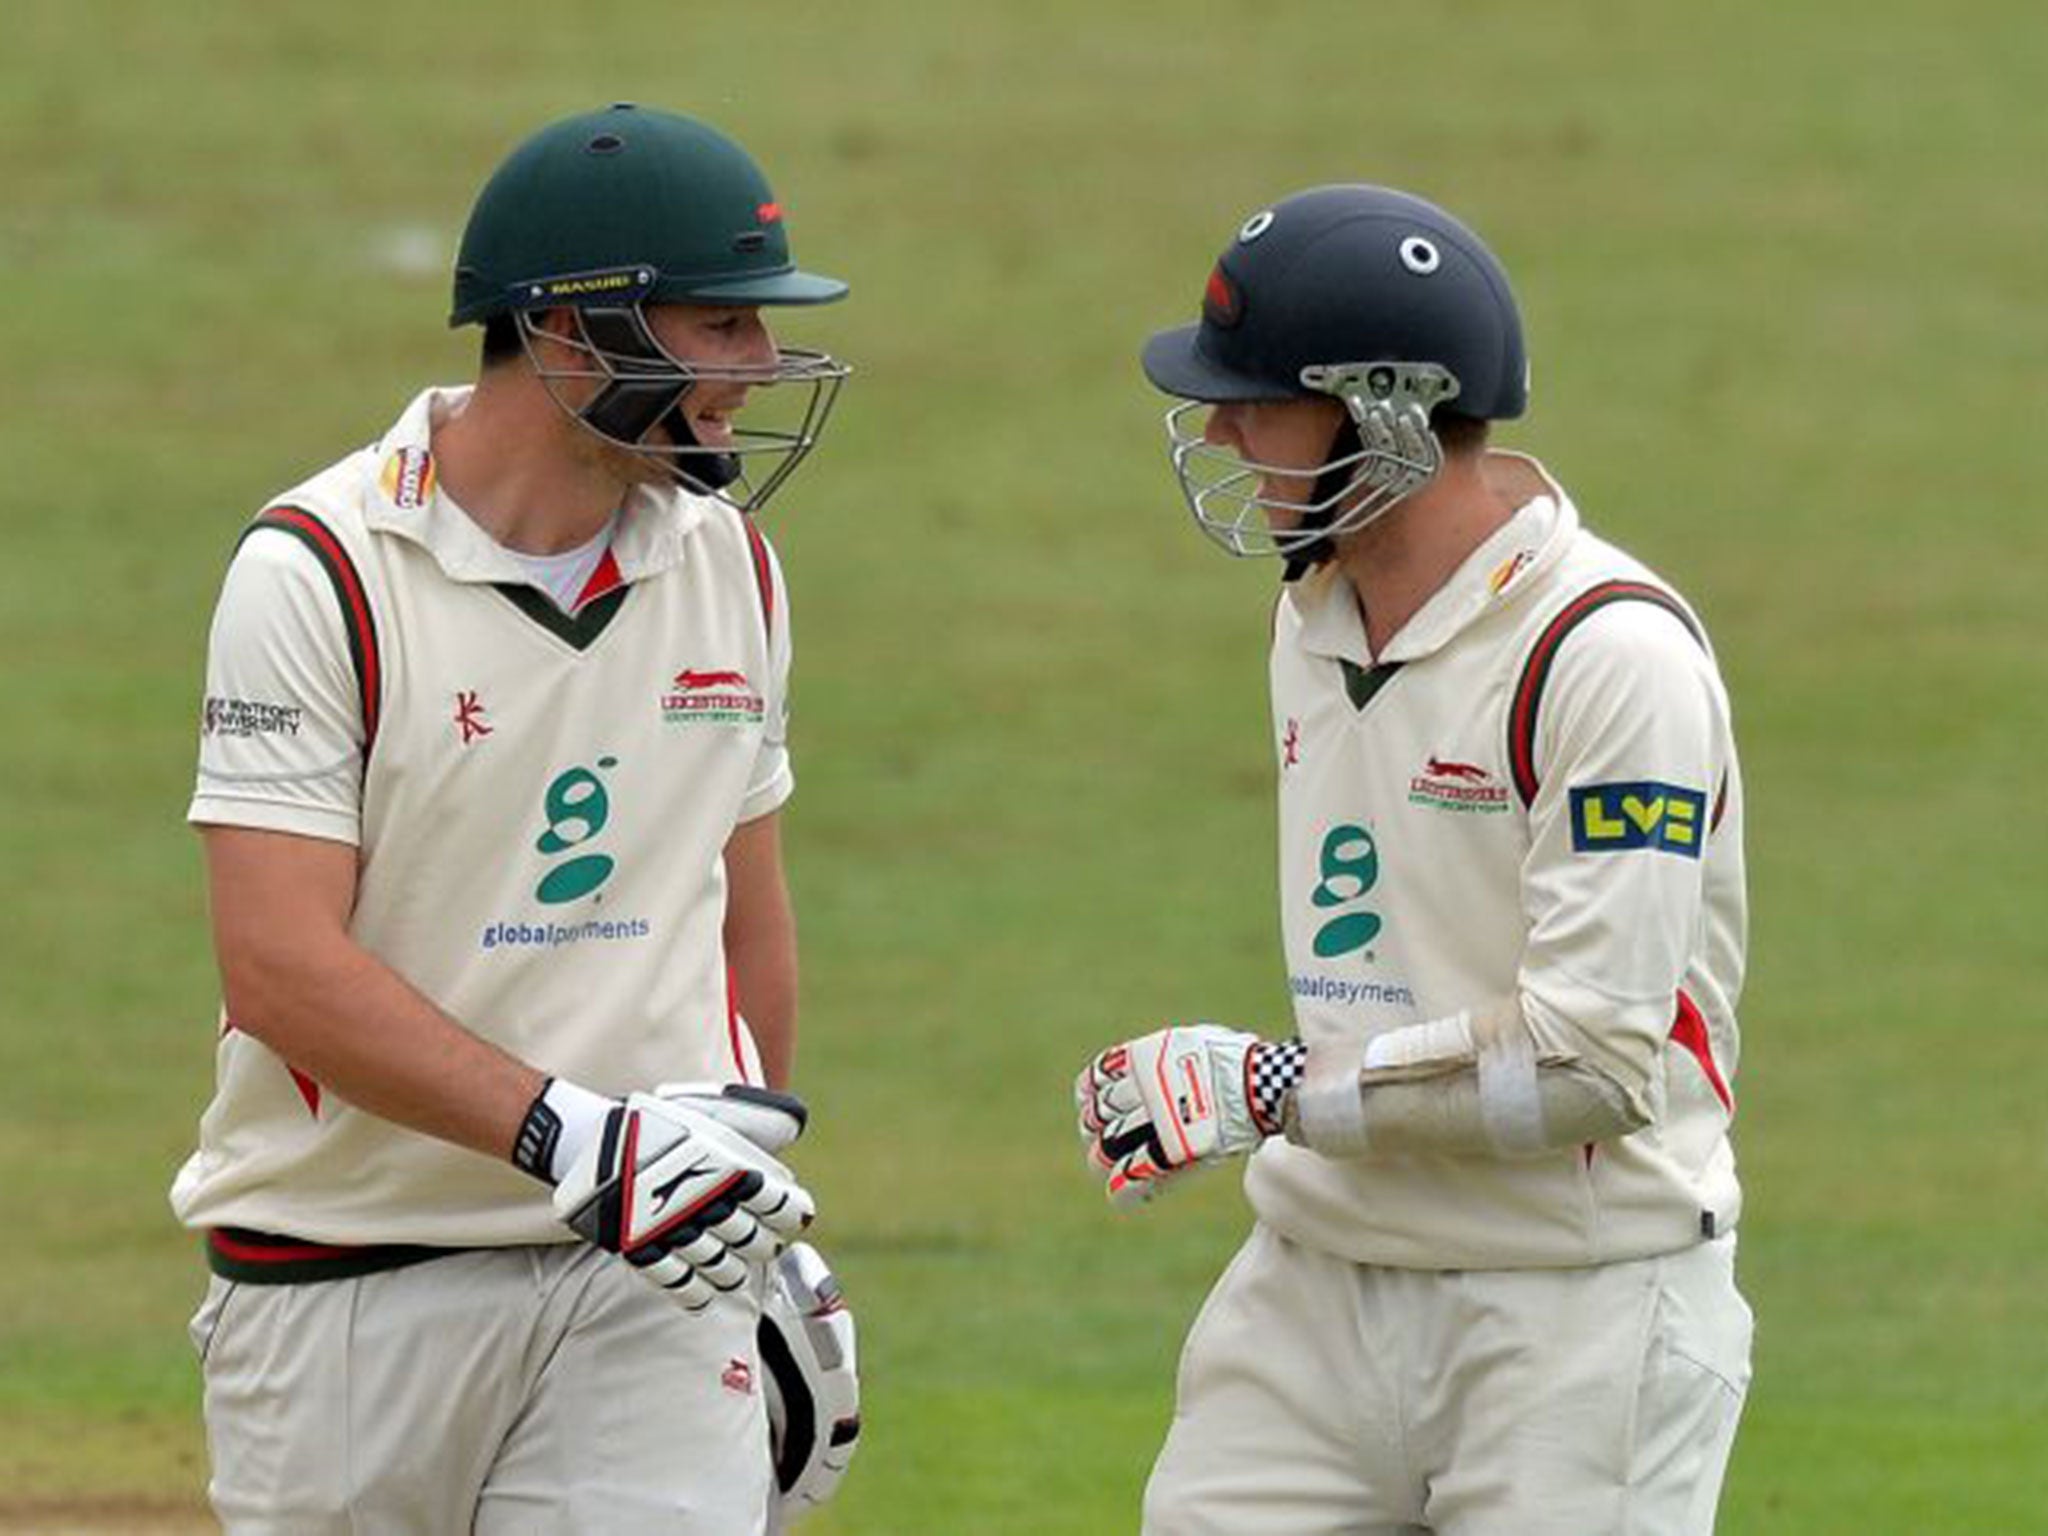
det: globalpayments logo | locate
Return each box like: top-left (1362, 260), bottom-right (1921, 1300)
top-left (1289, 974), bottom-right (1416, 1010)
top-left (481, 917), bottom-right (652, 951)
top-left (478, 756), bottom-right (654, 951)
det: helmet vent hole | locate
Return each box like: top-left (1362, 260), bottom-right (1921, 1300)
top-left (1238, 210), bottom-right (1275, 243)
top-left (1399, 236), bottom-right (1441, 275)
top-left (587, 133), bottom-right (625, 155)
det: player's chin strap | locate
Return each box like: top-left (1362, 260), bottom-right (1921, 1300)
top-left (1279, 417), bottom-right (1356, 583)
top-left (572, 307), bottom-right (743, 492)
top-left (1280, 363), bottom-right (1461, 583)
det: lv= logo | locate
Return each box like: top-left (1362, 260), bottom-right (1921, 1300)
top-left (1568, 780), bottom-right (1706, 859)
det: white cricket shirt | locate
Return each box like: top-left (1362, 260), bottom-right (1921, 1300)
top-left (1245, 453), bottom-right (1747, 1269)
top-left (173, 387), bottom-right (794, 1248)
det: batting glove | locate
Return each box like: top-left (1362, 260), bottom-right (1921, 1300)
top-left (1075, 1026), bottom-right (1306, 1208)
top-left (759, 1242), bottom-right (861, 1529)
top-left (524, 1079), bottom-right (816, 1311)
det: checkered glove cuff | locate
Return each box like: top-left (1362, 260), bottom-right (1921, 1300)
top-left (1248, 1038), bottom-right (1309, 1135)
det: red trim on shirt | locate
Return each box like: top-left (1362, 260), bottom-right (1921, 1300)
top-left (1671, 990), bottom-right (1733, 1114)
top-left (287, 1066), bottom-right (323, 1116)
top-left (574, 546), bottom-right (625, 611)
top-left (741, 516), bottom-right (776, 641)
top-left (208, 1228), bottom-right (362, 1266)
top-left (221, 1018), bottom-right (323, 1118)
top-left (725, 962), bottom-right (755, 1085)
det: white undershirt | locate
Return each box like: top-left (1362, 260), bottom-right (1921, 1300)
top-left (505, 516), bottom-right (617, 613)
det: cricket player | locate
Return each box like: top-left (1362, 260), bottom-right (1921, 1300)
top-left (1075, 185), bottom-right (1753, 1534)
top-left (174, 105), bottom-right (858, 1531)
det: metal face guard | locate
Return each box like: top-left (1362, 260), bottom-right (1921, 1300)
top-left (518, 306), bottom-right (849, 512)
top-left (1161, 361), bottom-right (1459, 559)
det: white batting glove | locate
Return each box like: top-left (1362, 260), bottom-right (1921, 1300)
top-left (1075, 1027), bottom-right (1306, 1207)
top-left (527, 1080), bottom-right (816, 1311)
top-left (759, 1242), bottom-right (861, 1529)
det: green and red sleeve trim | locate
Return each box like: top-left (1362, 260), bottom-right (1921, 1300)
top-left (1507, 579), bottom-right (1706, 810)
top-left (205, 1226), bottom-right (458, 1285)
top-left (239, 506), bottom-right (383, 758)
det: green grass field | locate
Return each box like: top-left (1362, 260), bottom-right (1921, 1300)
top-left (4, 0), bottom-right (2045, 1529)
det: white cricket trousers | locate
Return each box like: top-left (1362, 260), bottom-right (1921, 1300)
top-left (1144, 1225), bottom-right (1752, 1536)
top-left (189, 1243), bottom-right (773, 1534)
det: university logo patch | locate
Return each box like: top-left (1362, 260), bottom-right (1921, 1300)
top-left (204, 696), bottom-right (303, 738)
top-left (1569, 780), bottom-right (1706, 858)
top-left (661, 667), bottom-right (765, 727)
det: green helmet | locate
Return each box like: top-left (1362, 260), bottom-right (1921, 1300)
top-left (449, 104), bottom-right (850, 511)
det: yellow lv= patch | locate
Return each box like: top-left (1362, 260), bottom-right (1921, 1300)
top-left (1568, 780), bottom-right (1708, 859)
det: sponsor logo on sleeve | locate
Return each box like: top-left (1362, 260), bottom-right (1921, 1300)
top-left (203, 697), bottom-right (303, 738)
top-left (1568, 780), bottom-right (1706, 858)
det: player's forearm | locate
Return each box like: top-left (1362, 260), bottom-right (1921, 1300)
top-left (203, 825), bottom-right (544, 1161)
top-left (1286, 1056), bottom-right (1642, 1159)
top-left (1282, 999), bottom-right (1646, 1159)
top-left (730, 940), bottom-right (797, 1089)
top-left (723, 811), bottom-right (799, 1087)
top-left (216, 933), bottom-right (543, 1163)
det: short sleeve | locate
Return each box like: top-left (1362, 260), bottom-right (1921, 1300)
top-left (189, 527), bottom-right (366, 844)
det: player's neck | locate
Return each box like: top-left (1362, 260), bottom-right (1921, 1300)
top-left (1335, 455), bottom-right (1514, 658)
top-left (432, 374), bottom-right (629, 556)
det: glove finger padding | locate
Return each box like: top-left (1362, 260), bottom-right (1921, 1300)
top-left (759, 1242), bottom-right (861, 1522)
top-left (1075, 1048), bottom-right (1164, 1184)
top-left (634, 1242), bottom-right (746, 1314)
top-left (554, 1093), bottom-right (815, 1312)
top-left (653, 1081), bottom-right (809, 1155)
top-left (1073, 1046), bottom-right (1127, 1135)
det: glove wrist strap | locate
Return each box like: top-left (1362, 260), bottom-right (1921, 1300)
top-left (1246, 1038), bottom-right (1309, 1134)
top-left (512, 1076), bottom-right (616, 1184)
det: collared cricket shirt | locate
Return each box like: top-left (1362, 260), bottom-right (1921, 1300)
top-left (1245, 454), bottom-right (1747, 1269)
top-left (173, 387), bottom-right (793, 1249)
